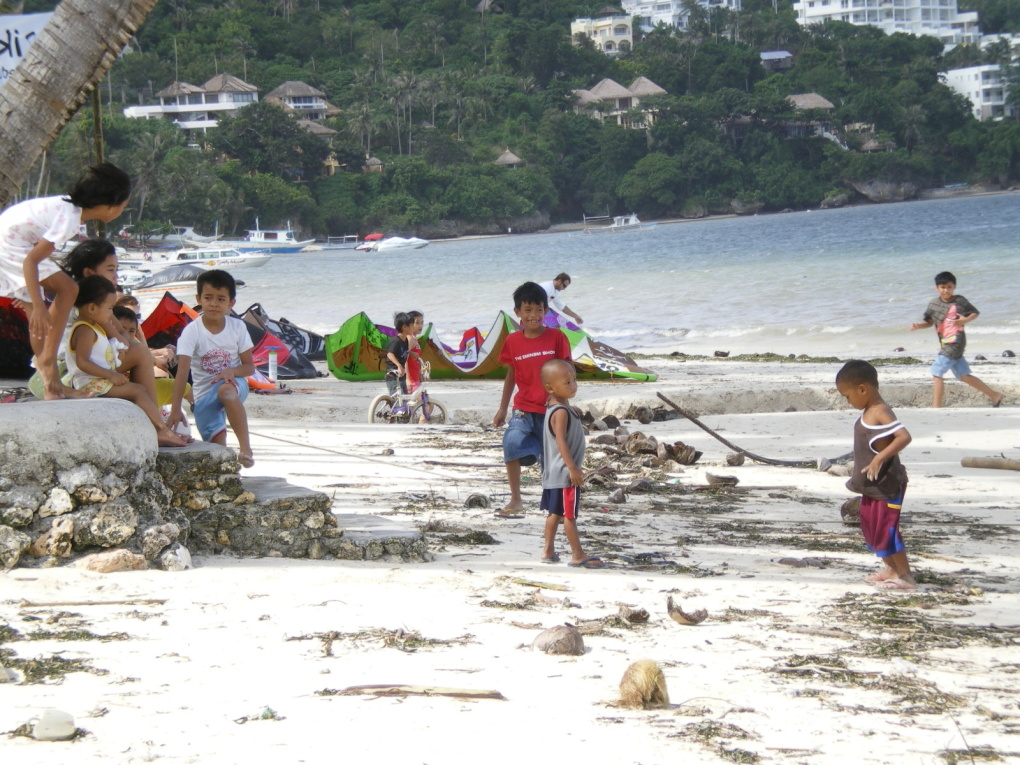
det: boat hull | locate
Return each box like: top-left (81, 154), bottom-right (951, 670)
top-left (224, 240), bottom-right (314, 254)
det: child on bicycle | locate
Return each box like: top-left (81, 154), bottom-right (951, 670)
top-left (385, 312), bottom-right (413, 412)
top-left (405, 310), bottom-right (431, 423)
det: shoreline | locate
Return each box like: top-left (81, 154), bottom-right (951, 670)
top-left (3, 354), bottom-right (1017, 423)
top-left (380, 184), bottom-right (1020, 245)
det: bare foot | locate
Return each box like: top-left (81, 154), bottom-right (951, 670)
top-left (237, 451), bottom-right (255, 469)
top-left (863, 569), bottom-right (897, 583)
top-left (60, 384), bottom-right (92, 399)
top-left (992, 394), bottom-right (1003, 408)
top-left (157, 430), bottom-right (189, 448)
top-left (876, 578), bottom-right (917, 591)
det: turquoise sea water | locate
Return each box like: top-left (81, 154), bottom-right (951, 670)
top-left (237, 193), bottom-right (1020, 358)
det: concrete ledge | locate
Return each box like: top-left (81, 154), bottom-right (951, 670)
top-left (0, 400), bottom-right (155, 482)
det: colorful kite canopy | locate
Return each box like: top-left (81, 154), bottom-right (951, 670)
top-left (325, 311), bottom-right (655, 382)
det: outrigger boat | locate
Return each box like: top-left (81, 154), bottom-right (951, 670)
top-left (570, 213), bottom-right (657, 235)
top-left (220, 219), bottom-right (314, 253)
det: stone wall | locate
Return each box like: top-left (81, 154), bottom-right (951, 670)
top-left (0, 400), bottom-right (186, 570)
top-left (0, 399), bottom-right (428, 569)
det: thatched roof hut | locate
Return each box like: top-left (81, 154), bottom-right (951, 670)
top-left (265, 81), bottom-right (326, 99)
top-left (296, 119), bottom-right (337, 137)
top-left (787, 93), bottom-right (835, 110)
top-left (202, 74), bottom-right (258, 94)
top-left (494, 149), bottom-right (523, 166)
top-left (589, 78), bottom-right (632, 100)
top-left (628, 76), bottom-right (666, 97)
top-left (156, 81), bottom-right (203, 99)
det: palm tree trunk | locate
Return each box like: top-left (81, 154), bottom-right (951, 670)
top-left (0, 0), bottom-right (158, 209)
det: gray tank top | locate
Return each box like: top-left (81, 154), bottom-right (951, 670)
top-left (541, 404), bottom-right (585, 489)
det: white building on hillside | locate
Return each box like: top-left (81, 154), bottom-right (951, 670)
top-left (792, 0), bottom-right (979, 47)
top-left (571, 9), bottom-right (633, 55)
top-left (621, 0), bottom-right (743, 33)
top-left (945, 65), bottom-right (1015, 120)
top-left (263, 81), bottom-right (340, 121)
top-left (122, 74), bottom-right (258, 139)
top-left (573, 76), bottom-right (667, 127)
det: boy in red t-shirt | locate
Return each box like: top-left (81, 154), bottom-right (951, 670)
top-left (492, 281), bottom-right (572, 518)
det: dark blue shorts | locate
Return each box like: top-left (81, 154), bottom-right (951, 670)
top-left (541, 487), bottom-right (581, 520)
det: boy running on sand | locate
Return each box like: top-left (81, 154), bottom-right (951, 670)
top-left (836, 360), bottom-right (916, 591)
top-left (492, 282), bottom-right (572, 518)
top-left (539, 359), bottom-right (602, 568)
top-left (910, 271), bottom-right (1002, 408)
top-left (168, 270), bottom-right (256, 467)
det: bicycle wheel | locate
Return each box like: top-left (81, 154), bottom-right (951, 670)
top-left (368, 394), bottom-right (396, 423)
top-left (411, 398), bottom-right (448, 425)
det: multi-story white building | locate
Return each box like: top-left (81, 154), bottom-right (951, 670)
top-left (570, 13), bottom-right (633, 55)
top-left (263, 81), bottom-right (340, 121)
top-left (620, 0), bottom-right (743, 33)
top-left (792, 0), bottom-right (980, 47)
top-left (944, 65), bottom-right (1015, 120)
top-left (122, 74), bottom-right (258, 138)
top-left (573, 76), bottom-right (667, 127)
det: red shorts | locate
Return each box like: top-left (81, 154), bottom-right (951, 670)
top-left (859, 486), bottom-right (906, 558)
top-left (541, 487), bottom-right (580, 520)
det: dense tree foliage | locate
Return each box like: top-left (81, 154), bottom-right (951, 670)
top-left (8, 0), bottom-right (1020, 237)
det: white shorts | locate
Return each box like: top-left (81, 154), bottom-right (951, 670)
top-left (0, 256), bottom-right (64, 301)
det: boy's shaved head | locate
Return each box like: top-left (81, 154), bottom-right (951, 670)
top-left (541, 358), bottom-right (573, 384)
top-left (836, 359), bottom-right (878, 388)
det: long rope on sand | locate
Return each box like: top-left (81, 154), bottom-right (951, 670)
top-left (657, 392), bottom-right (852, 468)
top-left (248, 429), bottom-right (467, 482)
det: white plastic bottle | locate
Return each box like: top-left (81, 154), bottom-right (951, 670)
top-left (267, 347), bottom-right (278, 384)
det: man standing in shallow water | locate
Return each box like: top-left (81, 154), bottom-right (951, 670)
top-left (538, 273), bottom-right (583, 326)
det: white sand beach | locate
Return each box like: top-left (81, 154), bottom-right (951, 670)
top-left (2, 357), bottom-right (1019, 763)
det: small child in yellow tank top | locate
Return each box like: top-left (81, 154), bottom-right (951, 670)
top-left (68, 276), bottom-right (188, 448)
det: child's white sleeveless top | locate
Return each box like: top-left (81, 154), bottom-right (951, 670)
top-left (65, 320), bottom-right (116, 389)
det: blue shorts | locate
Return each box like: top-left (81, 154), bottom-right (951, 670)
top-left (541, 487), bottom-right (581, 520)
top-left (385, 371), bottom-right (407, 396)
top-left (930, 354), bottom-right (971, 379)
top-left (193, 378), bottom-right (249, 442)
top-left (502, 410), bottom-right (544, 467)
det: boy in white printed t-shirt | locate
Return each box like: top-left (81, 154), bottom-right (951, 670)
top-left (168, 270), bottom-right (256, 468)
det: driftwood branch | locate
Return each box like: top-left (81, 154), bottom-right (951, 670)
top-left (326, 685), bottom-right (506, 701)
top-left (961, 457), bottom-right (1020, 472)
top-left (20, 598), bottom-right (167, 609)
top-left (656, 393), bottom-right (851, 468)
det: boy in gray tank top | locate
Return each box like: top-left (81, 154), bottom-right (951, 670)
top-left (539, 359), bottom-right (603, 568)
top-left (835, 360), bottom-right (915, 591)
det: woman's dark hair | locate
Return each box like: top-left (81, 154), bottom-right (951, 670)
top-left (74, 275), bottom-right (116, 308)
top-left (65, 163), bottom-right (131, 209)
top-left (62, 238), bottom-right (116, 281)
